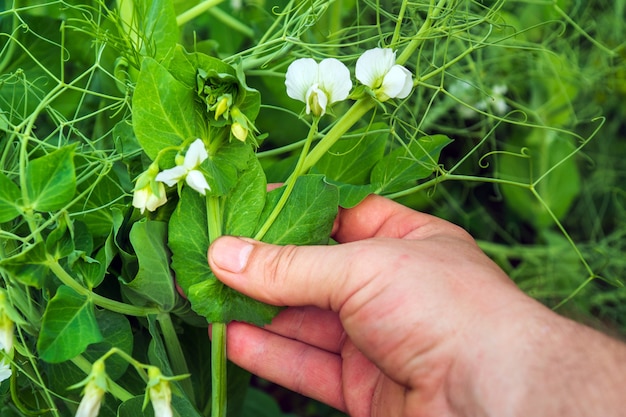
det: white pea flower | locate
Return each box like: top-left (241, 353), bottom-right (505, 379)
top-left (285, 57), bottom-right (352, 117)
top-left (132, 163), bottom-right (168, 214)
top-left (71, 359), bottom-right (108, 417)
top-left (132, 181), bottom-right (167, 214)
top-left (355, 48), bottom-right (413, 101)
top-left (156, 139), bottom-right (211, 195)
top-left (145, 367), bottom-right (174, 417)
top-left (75, 379), bottom-right (106, 417)
top-left (0, 360), bottom-right (10, 383)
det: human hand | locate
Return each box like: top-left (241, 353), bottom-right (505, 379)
top-left (208, 195), bottom-right (626, 417)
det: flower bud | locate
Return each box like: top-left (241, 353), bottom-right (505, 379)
top-left (145, 366), bottom-right (174, 417)
top-left (231, 122), bottom-right (248, 142)
top-left (71, 359), bottom-right (108, 417)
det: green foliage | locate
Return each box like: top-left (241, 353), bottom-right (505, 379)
top-left (0, 0), bottom-right (624, 416)
top-left (37, 286), bottom-right (103, 363)
top-left (26, 145), bottom-right (77, 212)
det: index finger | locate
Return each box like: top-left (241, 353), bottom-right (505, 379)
top-left (333, 194), bottom-right (465, 243)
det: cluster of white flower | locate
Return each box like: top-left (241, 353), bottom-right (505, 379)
top-left (73, 360), bottom-right (177, 417)
top-left (132, 48), bottom-right (413, 215)
top-left (132, 138), bottom-right (211, 214)
top-left (285, 47), bottom-right (413, 117)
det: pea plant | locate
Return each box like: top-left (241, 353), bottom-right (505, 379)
top-left (1, 0), bottom-right (622, 416)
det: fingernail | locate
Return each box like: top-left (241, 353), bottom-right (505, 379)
top-left (211, 236), bottom-right (253, 273)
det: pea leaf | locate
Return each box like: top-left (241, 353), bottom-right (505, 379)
top-left (133, 57), bottom-right (204, 160)
top-left (47, 310), bottom-right (133, 391)
top-left (187, 277), bottom-right (282, 326)
top-left (26, 145), bottom-right (77, 212)
top-left (315, 124), bottom-right (388, 185)
top-left (371, 134), bottom-right (452, 193)
top-left (133, 0), bottom-right (178, 61)
top-left (37, 285), bottom-right (103, 363)
top-left (122, 220), bottom-right (176, 310)
top-left (164, 45), bottom-right (236, 87)
top-left (168, 188), bottom-right (211, 297)
top-left (170, 186), bottom-right (282, 325)
top-left (223, 157), bottom-right (267, 236)
top-left (0, 172), bottom-right (21, 222)
top-left (203, 139), bottom-right (255, 196)
top-left (314, 125), bottom-right (388, 207)
top-left (0, 242), bottom-right (49, 288)
top-left (257, 174), bottom-right (339, 245)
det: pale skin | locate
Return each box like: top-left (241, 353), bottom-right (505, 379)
top-left (208, 195), bottom-right (626, 417)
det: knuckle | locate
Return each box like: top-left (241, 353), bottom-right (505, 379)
top-left (261, 244), bottom-right (300, 288)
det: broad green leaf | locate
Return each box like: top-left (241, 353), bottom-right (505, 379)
top-left (87, 310), bottom-right (133, 379)
top-left (314, 125), bottom-right (388, 207)
top-left (47, 310), bottom-right (132, 392)
top-left (223, 157), bottom-right (267, 236)
top-left (26, 145), bottom-right (77, 212)
top-left (164, 45), bottom-right (237, 89)
top-left (169, 188), bottom-right (282, 325)
top-left (134, 0), bottom-right (178, 61)
top-left (498, 131), bottom-right (580, 229)
top-left (203, 139), bottom-right (255, 196)
top-left (0, 172), bottom-right (21, 222)
top-left (133, 57), bottom-right (203, 160)
top-left (185, 175), bottom-right (339, 324)
top-left (188, 276), bottom-right (282, 325)
top-left (38, 285), bottom-right (103, 363)
top-left (169, 188), bottom-right (212, 296)
top-left (122, 220), bottom-right (176, 310)
top-left (0, 242), bottom-right (49, 288)
top-left (327, 181), bottom-right (378, 208)
top-left (71, 166), bottom-right (130, 238)
top-left (371, 134), bottom-right (453, 193)
top-left (315, 124), bottom-right (388, 185)
top-left (257, 174), bottom-right (340, 245)
top-left (45, 214), bottom-right (74, 260)
top-left (118, 396), bottom-right (155, 417)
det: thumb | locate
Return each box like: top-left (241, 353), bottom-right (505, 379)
top-left (208, 236), bottom-right (375, 312)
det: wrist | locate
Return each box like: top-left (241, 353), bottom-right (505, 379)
top-left (452, 299), bottom-right (626, 417)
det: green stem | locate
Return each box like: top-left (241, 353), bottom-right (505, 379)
top-left (157, 313), bottom-right (195, 402)
top-left (254, 117), bottom-right (319, 241)
top-left (71, 355), bottom-right (133, 402)
top-left (207, 7), bottom-right (254, 38)
top-left (176, 0), bottom-right (225, 26)
top-left (395, 0), bottom-right (449, 66)
top-left (301, 98), bottom-right (375, 173)
top-left (46, 258), bottom-right (160, 317)
top-left (211, 322), bottom-right (227, 417)
top-left (206, 196), bottom-right (227, 417)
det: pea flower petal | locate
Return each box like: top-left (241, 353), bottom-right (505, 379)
top-left (0, 360), bottom-right (10, 384)
top-left (132, 182), bottom-right (167, 214)
top-left (184, 138), bottom-right (209, 170)
top-left (155, 166), bottom-right (186, 187)
top-left (145, 367), bottom-right (174, 417)
top-left (356, 48), bottom-right (413, 101)
top-left (185, 170), bottom-right (211, 195)
top-left (285, 58), bottom-right (319, 103)
top-left (285, 57), bottom-right (352, 116)
top-left (156, 139), bottom-right (211, 195)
